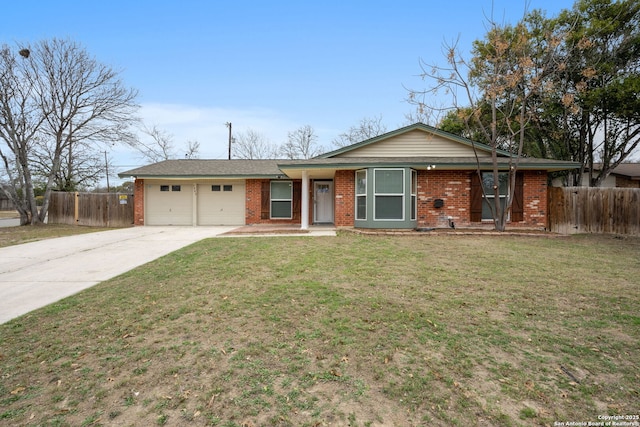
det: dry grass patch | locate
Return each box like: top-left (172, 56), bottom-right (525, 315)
top-left (1, 233), bottom-right (638, 426)
top-left (0, 224), bottom-right (113, 248)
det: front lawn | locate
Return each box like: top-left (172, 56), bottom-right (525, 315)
top-left (1, 233), bottom-right (638, 426)
top-left (0, 224), bottom-right (111, 248)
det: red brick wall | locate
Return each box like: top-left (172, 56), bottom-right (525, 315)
top-left (334, 170), bottom-right (355, 226)
top-left (133, 178), bottom-right (144, 225)
top-left (416, 170), bottom-right (471, 228)
top-left (522, 170), bottom-right (548, 227)
top-left (245, 179), bottom-right (309, 225)
top-left (412, 169), bottom-right (548, 228)
top-left (245, 179), bottom-right (263, 224)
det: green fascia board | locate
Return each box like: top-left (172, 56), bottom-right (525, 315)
top-left (278, 159), bottom-right (581, 172)
top-left (117, 173), bottom-right (282, 179)
top-left (316, 122), bottom-right (512, 158)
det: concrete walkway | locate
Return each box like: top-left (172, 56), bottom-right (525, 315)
top-left (0, 226), bottom-right (240, 324)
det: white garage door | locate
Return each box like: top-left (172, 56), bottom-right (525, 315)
top-left (197, 181), bottom-right (245, 225)
top-left (146, 183), bottom-right (193, 225)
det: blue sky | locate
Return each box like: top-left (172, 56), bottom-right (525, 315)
top-left (4, 0), bottom-right (576, 178)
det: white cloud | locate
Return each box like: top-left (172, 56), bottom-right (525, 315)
top-left (110, 102), bottom-right (339, 186)
top-left (137, 103), bottom-right (302, 158)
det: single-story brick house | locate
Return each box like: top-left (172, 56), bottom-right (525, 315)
top-left (119, 123), bottom-right (579, 229)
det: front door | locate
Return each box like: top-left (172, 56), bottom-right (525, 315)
top-left (314, 181), bottom-right (334, 223)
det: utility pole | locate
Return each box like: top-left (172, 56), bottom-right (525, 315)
top-left (225, 122), bottom-right (232, 160)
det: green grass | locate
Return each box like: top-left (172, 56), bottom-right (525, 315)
top-left (0, 232), bottom-right (638, 426)
top-left (0, 224), bottom-right (112, 248)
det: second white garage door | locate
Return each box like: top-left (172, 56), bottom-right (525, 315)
top-left (197, 181), bottom-right (246, 225)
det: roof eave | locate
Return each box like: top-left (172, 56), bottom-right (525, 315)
top-left (118, 173), bottom-right (282, 180)
top-left (279, 160), bottom-right (582, 172)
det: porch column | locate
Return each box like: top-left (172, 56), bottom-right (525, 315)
top-left (301, 170), bottom-right (309, 230)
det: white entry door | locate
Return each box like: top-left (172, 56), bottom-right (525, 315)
top-left (314, 181), bottom-right (334, 223)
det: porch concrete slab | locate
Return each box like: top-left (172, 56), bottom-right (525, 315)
top-left (221, 224), bottom-right (337, 237)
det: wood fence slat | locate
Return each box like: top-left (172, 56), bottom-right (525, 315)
top-left (548, 187), bottom-right (640, 236)
top-left (48, 192), bottom-right (133, 227)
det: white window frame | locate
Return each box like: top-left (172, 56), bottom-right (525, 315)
top-left (270, 181), bottom-right (293, 219)
top-left (373, 168), bottom-right (405, 221)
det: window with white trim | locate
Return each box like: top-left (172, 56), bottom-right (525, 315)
top-left (270, 181), bottom-right (292, 219)
top-left (374, 169), bottom-right (404, 220)
top-left (355, 170), bottom-right (367, 220)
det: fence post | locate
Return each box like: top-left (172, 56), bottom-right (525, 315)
top-left (74, 192), bottom-right (79, 225)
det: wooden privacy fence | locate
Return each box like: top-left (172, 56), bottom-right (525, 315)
top-left (48, 192), bottom-right (134, 227)
top-left (548, 187), bottom-right (640, 236)
top-left (0, 196), bottom-right (14, 210)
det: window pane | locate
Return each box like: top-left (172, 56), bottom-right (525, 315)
top-left (160, 185), bottom-right (169, 192)
top-left (375, 170), bottom-right (403, 194)
top-left (172, 185), bottom-right (181, 192)
top-left (411, 195), bottom-right (416, 221)
top-left (271, 181), bottom-right (292, 199)
top-left (223, 185), bottom-right (233, 192)
top-left (482, 172), bottom-right (508, 195)
top-left (411, 170), bottom-right (417, 194)
top-left (271, 201), bottom-right (291, 218)
top-left (375, 195), bottom-right (403, 219)
top-left (482, 197), bottom-right (507, 220)
top-left (212, 185), bottom-right (221, 191)
top-left (356, 170), bottom-right (366, 195)
top-left (356, 195), bottom-right (366, 220)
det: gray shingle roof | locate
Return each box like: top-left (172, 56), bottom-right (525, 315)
top-left (118, 159), bottom-right (295, 178)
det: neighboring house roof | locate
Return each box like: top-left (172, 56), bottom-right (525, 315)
top-left (590, 163), bottom-right (640, 180)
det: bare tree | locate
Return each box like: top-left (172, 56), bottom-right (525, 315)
top-left (232, 129), bottom-right (279, 159)
top-left (0, 38), bottom-right (139, 225)
top-left (0, 46), bottom-right (45, 225)
top-left (331, 115), bottom-right (388, 147)
top-left (137, 124), bottom-right (176, 162)
top-left (30, 138), bottom-right (106, 191)
top-left (185, 140), bottom-right (200, 159)
top-left (403, 108), bottom-right (439, 127)
top-left (136, 124), bottom-right (201, 162)
top-left (280, 125), bottom-right (323, 159)
top-left (408, 17), bottom-right (565, 231)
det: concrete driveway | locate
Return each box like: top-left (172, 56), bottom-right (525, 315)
top-left (0, 226), bottom-right (237, 324)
